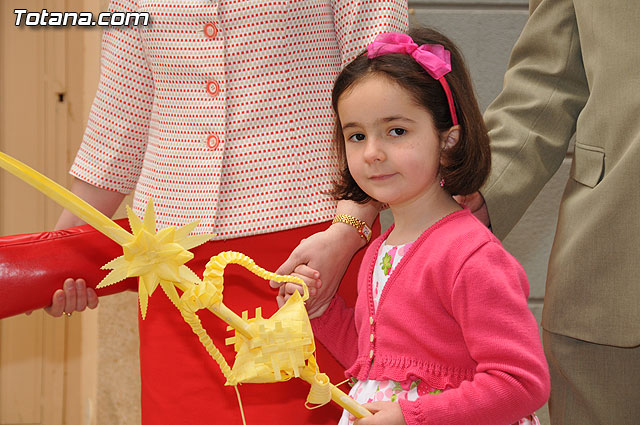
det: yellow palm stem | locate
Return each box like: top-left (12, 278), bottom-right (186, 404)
top-left (299, 369), bottom-right (372, 419)
top-left (0, 151), bottom-right (131, 245)
top-left (209, 303), bottom-right (255, 339)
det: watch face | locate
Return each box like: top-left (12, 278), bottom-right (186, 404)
top-left (362, 226), bottom-right (371, 239)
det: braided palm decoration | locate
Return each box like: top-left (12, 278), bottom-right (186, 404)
top-left (0, 151), bottom-right (371, 421)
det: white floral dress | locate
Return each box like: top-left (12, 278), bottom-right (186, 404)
top-left (338, 241), bottom-right (540, 425)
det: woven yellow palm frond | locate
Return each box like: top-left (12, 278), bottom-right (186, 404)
top-left (0, 150), bottom-right (372, 421)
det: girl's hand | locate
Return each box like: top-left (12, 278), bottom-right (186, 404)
top-left (276, 264), bottom-right (321, 308)
top-left (351, 402), bottom-right (407, 425)
top-left (271, 224), bottom-right (364, 318)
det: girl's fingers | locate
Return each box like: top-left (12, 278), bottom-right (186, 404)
top-left (285, 273), bottom-right (321, 296)
top-left (284, 279), bottom-right (306, 297)
top-left (277, 280), bottom-right (311, 306)
top-left (276, 270), bottom-right (325, 308)
top-left (276, 285), bottom-right (287, 308)
top-left (292, 264), bottom-right (322, 293)
top-left (293, 264), bottom-right (320, 280)
top-left (288, 269), bottom-right (321, 295)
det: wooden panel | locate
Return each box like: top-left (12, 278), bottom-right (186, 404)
top-left (0, 0), bottom-right (46, 235)
top-left (0, 0), bottom-right (86, 424)
top-left (42, 0), bottom-right (69, 230)
top-left (0, 0), bottom-right (46, 422)
top-left (0, 314), bottom-right (44, 423)
top-left (41, 317), bottom-right (65, 425)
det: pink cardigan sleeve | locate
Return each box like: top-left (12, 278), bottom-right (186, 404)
top-left (311, 296), bottom-right (360, 371)
top-left (399, 241), bottom-right (550, 425)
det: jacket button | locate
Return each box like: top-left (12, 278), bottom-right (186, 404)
top-left (206, 79), bottom-right (220, 97)
top-left (206, 134), bottom-right (220, 150)
top-left (204, 23), bottom-right (217, 39)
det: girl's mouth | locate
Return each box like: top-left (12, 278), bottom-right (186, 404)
top-left (369, 173), bottom-right (397, 181)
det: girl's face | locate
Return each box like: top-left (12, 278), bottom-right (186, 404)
top-left (338, 75), bottom-right (447, 208)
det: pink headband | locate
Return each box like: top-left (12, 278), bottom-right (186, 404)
top-left (367, 33), bottom-right (459, 126)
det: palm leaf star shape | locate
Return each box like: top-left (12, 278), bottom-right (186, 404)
top-left (98, 201), bottom-right (212, 319)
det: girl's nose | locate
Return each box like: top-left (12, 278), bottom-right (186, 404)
top-left (363, 138), bottom-right (385, 163)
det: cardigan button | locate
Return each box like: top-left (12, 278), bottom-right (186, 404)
top-left (369, 349), bottom-right (374, 359)
top-left (369, 316), bottom-right (374, 325)
top-left (369, 334), bottom-right (374, 342)
top-left (203, 23), bottom-right (218, 39)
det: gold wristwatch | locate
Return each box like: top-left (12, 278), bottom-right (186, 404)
top-left (332, 214), bottom-right (372, 243)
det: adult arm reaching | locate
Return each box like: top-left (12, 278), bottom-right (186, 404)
top-left (43, 178), bottom-right (125, 317)
top-left (272, 200), bottom-right (378, 318)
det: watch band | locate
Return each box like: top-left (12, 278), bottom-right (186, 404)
top-left (332, 214), bottom-right (372, 243)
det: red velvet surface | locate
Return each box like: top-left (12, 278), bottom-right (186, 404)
top-left (0, 218), bottom-right (137, 318)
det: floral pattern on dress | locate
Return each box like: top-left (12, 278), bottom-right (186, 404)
top-left (372, 242), bottom-right (412, 311)
top-left (338, 377), bottom-right (540, 425)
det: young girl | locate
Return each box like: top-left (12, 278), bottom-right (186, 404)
top-left (306, 28), bottom-right (550, 424)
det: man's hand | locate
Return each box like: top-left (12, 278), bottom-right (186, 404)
top-left (455, 192), bottom-right (490, 227)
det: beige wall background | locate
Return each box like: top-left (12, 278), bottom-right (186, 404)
top-left (0, 0), bottom-right (140, 424)
top-left (0, 1), bottom-right (569, 424)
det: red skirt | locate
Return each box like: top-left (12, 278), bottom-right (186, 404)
top-left (139, 220), bottom-right (379, 425)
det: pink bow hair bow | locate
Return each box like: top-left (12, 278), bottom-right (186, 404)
top-left (366, 32), bottom-right (459, 125)
top-left (367, 33), bottom-right (452, 80)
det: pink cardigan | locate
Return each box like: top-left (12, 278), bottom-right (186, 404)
top-left (312, 209), bottom-right (550, 425)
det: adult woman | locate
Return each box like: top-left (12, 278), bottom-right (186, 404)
top-left (50, 1), bottom-right (408, 424)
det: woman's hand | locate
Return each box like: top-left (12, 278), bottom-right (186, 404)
top-left (39, 177), bottom-right (122, 317)
top-left (271, 223), bottom-right (364, 318)
top-left (275, 264), bottom-right (321, 309)
top-left (44, 278), bottom-right (98, 317)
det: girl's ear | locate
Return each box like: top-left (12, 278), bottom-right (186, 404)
top-left (441, 125), bottom-right (461, 151)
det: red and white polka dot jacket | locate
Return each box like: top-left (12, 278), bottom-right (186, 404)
top-left (71, 0), bottom-right (408, 238)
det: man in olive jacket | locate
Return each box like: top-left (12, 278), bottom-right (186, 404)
top-left (470, 0), bottom-right (640, 423)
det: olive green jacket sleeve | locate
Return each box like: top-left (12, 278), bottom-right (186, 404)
top-left (482, 0), bottom-right (588, 240)
top-left (481, 0), bottom-right (640, 346)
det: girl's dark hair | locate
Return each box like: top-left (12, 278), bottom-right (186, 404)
top-left (331, 27), bottom-right (490, 201)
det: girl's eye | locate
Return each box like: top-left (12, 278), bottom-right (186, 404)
top-left (389, 128), bottom-right (406, 137)
top-left (347, 133), bottom-right (366, 142)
